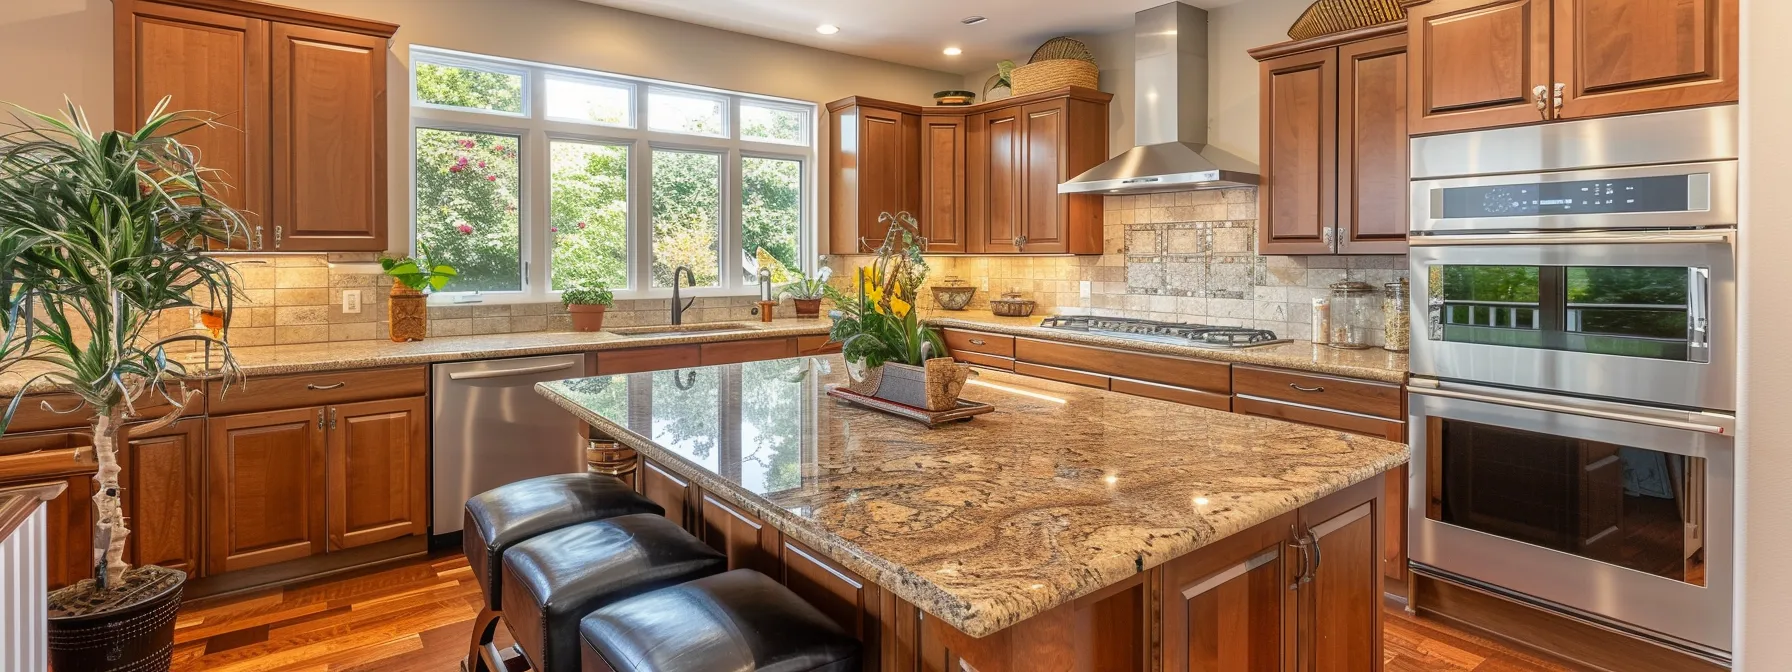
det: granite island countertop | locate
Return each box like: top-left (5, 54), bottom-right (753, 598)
top-left (536, 354), bottom-right (1409, 638)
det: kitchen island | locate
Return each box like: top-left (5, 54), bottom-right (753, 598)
top-left (538, 354), bottom-right (1407, 671)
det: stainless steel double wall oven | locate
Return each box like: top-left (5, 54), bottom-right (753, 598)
top-left (1406, 105), bottom-right (1737, 661)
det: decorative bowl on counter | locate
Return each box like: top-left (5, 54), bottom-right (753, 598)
top-left (930, 276), bottom-right (977, 311)
top-left (989, 291), bottom-right (1036, 317)
top-left (933, 90), bottom-right (977, 106)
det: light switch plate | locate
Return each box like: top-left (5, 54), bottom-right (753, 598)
top-left (980, 277), bottom-right (990, 291)
top-left (342, 289), bottom-right (362, 314)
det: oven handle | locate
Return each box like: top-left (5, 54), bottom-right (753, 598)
top-left (1408, 230), bottom-right (1733, 247)
top-left (1408, 385), bottom-right (1733, 435)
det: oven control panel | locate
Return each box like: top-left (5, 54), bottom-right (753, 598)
top-left (1440, 175), bottom-right (1693, 218)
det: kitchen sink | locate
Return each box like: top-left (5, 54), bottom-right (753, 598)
top-left (610, 322), bottom-right (760, 338)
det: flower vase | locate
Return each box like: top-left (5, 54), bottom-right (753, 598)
top-left (388, 280), bottom-right (427, 342)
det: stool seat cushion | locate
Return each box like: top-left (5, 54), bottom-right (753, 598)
top-left (464, 473), bottom-right (662, 610)
top-left (580, 569), bottom-right (862, 672)
top-left (502, 514), bottom-right (725, 672)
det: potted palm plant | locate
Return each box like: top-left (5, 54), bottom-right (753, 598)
top-left (0, 100), bottom-right (248, 671)
top-left (562, 284), bottom-right (614, 332)
top-left (826, 213), bottom-right (970, 411)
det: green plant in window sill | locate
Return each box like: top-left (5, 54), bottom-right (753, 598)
top-left (380, 242), bottom-right (458, 292)
top-left (561, 284), bottom-right (615, 307)
top-left (779, 265), bottom-right (833, 301)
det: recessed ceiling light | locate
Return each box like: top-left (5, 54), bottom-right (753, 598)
top-left (961, 16), bottom-right (988, 25)
top-left (943, 47), bottom-right (963, 56)
top-left (816, 24), bottom-right (839, 35)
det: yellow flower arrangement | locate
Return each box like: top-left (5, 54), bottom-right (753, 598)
top-left (825, 212), bottom-right (942, 368)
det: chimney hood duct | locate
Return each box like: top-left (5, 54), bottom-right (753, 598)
top-left (1059, 2), bottom-right (1260, 195)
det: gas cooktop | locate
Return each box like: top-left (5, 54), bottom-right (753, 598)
top-left (1038, 316), bottom-right (1291, 349)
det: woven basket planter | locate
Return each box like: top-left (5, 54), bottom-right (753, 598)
top-left (847, 358), bottom-right (972, 412)
top-left (388, 280), bottom-right (428, 342)
top-left (1011, 59), bottom-right (1098, 96)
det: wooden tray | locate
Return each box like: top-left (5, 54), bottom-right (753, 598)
top-left (825, 385), bottom-right (993, 427)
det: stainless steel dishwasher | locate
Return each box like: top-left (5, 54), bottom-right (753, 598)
top-left (431, 354), bottom-right (588, 534)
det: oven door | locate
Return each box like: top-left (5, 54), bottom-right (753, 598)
top-left (1410, 160), bottom-right (1737, 234)
top-left (1409, 229), bottom-right (1735, 411)
top-left (1408, 381), bottom-right (1734, 655)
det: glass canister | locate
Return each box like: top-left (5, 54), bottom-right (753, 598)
top-left (1382, 278), bottom-right (1410, 352)
top-left (1327, 281), bottom-right (1378, 349)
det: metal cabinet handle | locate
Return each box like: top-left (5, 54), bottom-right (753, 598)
top-left (1533, 85), bottom-right (1549, 118)
top-left (1288, 525), bottom-right (1311, 590)
top-left (317, 409), bottom-right (325, 431)
top-left (328, 408), bottom-right (338, 430)
top-left (1012, 234), bottom-right (1028, 249)
top-left (1305, 530), bottom-right (1322, 583)
top-left (968, 338), bottom-right (987, 346)
top-left (306, 382), bottom-right (346, 391)
top-left (254, 225), bottom-right (265, 250)
top-left (274, 225), bottom-right (283, 249)
top-left (1553, 82), bottom-right (1565, 114)
top-left (1289, 383), bottom-right (1325, 393)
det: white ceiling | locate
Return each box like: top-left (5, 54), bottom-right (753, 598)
top-left (580, 0), bottom-right (1249, 75)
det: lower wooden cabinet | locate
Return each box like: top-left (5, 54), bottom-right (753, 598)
top-left (1299, 484), bottom-right (1383, 670)
top-left (697, 491), bottom-right (780, 575)
top-left (327, 397), bottom-right (427, 551)
top-left (206, 407), bottom-right (328, 573)
top-left (120, 418), bottom-right (205, 576)
top-left (640, 456), bottom-right (694, 531)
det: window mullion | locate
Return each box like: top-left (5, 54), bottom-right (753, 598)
top-left (725, 147), bottom-right (744, 293)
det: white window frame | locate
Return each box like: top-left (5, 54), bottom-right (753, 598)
top-left (407, 46), bottom-right (817, 305)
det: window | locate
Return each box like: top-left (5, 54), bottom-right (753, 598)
top-left (408, 46), bottom-right (816, 303)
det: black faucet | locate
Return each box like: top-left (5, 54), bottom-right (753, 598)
top-left (670, 266), bottom-right (697, 325)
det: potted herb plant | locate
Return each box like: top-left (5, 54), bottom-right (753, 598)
top-left (780, 265), bottom-right (832, 318)
top-left (381, 242), bottom-right (457, 342)
top-left (563, 284), bottom-right (615, 332)
top-left (826, 213), bottom-right (970, 411)
top-left (0, 100), bottom-right (249, 671)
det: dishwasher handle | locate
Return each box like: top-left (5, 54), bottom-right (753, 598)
top-left (447, 361), bottom-right (578, 381)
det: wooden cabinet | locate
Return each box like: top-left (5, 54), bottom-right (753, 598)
top-left (597, 345), bottom-right (701, 376)
top-left (1162, 512), bottom-right (1295, 672)
top-left (269, 22), bottom-right (388, 252)
top-left (1296, 483), bottom-right (1383, 671)
top-left (699, 338), bottom-right (797, 366)
top-left (326, 398), bottom-right (427, 551)
top-left (827, 88), bottom-right (1109, 256)
top-left (205, 407), bottom-right (328, 573)
top-left (119, 418), bottom-right (205, 576)
top-left (920, 115), bottom-right (968, 253)
top-left (114, 0), bottom-right (395, 253)
top-left (1406, 0), bottom-right (1735, 135)
top-left (640, 456), bottom-right (695, 532)
top-left (827, 99), bottom-right (920, 254)
top-left (1551, 0), bottom-right (1738, 119)
top-left (698, 491), bottom-right (780, 575)
top-left (1253, 25), bottom-right (1407, 255)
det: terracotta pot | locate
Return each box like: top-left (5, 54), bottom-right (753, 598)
top-left (846, 357), bottom-right (972, 411)
top-left (569, 303), bottom-right (608, 332)
top-left (388, 280), bottom-right (427, 342)
top-left (793, 298), bottom-right (823, 318)
top-left (47, 568), bottom-right (184, 672)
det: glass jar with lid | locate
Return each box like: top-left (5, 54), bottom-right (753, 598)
top-left (1383, 278), bottom-right (1411, 352)
top-left (1327, 281), bottom-right (1379, 349)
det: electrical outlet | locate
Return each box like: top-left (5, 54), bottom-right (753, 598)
top-left (980, 277), bottom-right (990, 291)
top-left (341, 289), bottom-right (362, 314)
top-left (1079, 280), bottom-right (1091, 299)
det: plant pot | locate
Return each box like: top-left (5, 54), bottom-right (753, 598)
top-left (793, 298), bottom-right (823, 318)
top-left (847, 357), bottom-right (972, 411)
top-left (47, 566), bottom-right (185, 672)
top-left (388, 280), bottom-right (427, 342)
top-left (569, 303), bottom-right (608, 332)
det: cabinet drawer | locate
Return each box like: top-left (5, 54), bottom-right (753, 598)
top-left (700, 338), bottom-right (796, 366)
top-left (1016, 338), bottom-right (1230, 394)
top-left (1232, 365), bottom-right (1400, 419)
top-left (0, 430), bottom-right (92, 482)
top-left (944, 329), bottom-right (1015, 358)
top-left (797, 335), bottom-right (842, 355)
top-left (1110, 377), bottom-right (1232, 412)
top-left (1233, 395), bottom-right (1404, 441)
top-left (597, 345), bottom-right (700, 375)
top-left (1013, 362), bottom-right (1109, 390)
top-left (207, 366), bottom-right (427, 416)
top-left (3, 391), bottom-right (198, 433)
top-left (953, 351), bottom-right (1015, 371)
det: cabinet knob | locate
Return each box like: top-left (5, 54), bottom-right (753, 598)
top-left (1553, 82), bottom-right (1565, 114)
top-left (1532, 85), bottom-right (1549, 118)
top-left (1012, 234), bottom-right (1028, 250)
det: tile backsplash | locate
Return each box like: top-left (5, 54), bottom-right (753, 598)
top-left (832, 188), bottom-right (1410, 346)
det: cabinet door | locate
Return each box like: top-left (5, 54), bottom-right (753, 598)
top-left (850, 107), bottom-right (919, 253)
top-left (921, 115), bottom-right (968, 253)
top-left (270, 23), bottom-right (387, 252)
top-left (114, 0), bottom-right (268, 251)
top-left (639, 456), bottom-right (694, 532)
top-left (1019, 100), bottom-right (1069, 254)
top-left (206, 408), bottom-right (327, 573)
top-left (1407, 0), bottom-right (1553, 135)
top-left (1163, 512), bottom-right (1295, 672)
top-left (119, 418), bottom-right (204, 576)
top-left (326, 398), bottom-right (427, 551)
top-left (1299, 482), bottom-right (1382, 672)
top-left (1552, 0), bottom-right (1738, 119)
top-left (975, 107), bottom-right (1025, 253)
top-left (698, 491), bottom-right (780, 575)
top-left (1337, 35), bottom-right (1409, 255)
top-left (1259, 48), bottom-right (1337, 255)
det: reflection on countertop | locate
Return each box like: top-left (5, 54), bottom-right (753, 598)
top-left (536, 355), bottom-right (1409, 638)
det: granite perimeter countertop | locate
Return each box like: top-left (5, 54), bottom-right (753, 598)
top-left (536, 355), bottom-right (1409, 638)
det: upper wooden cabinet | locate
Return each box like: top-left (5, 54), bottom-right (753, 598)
top-left (827, 99), bottom-right (920, 254)
top-left (826, 87), bottom-right (1110, 256)
top-left (1405, 0), bottom-right (1737, 136)
top-left (1253, 25), bottom-right (1409, 255)
top-left (115, 0), bottom-right (397, 252)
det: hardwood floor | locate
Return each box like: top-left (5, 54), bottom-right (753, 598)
top-left (170, 551), bottom-right (1571, 671)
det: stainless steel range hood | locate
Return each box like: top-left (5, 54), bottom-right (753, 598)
top-left (1059, 2), bottom-right (1260, 195)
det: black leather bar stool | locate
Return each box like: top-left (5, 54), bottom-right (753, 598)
top-left (579, 569), bottom-right (863, 672)
top-left (502, 513), bottom-right (727, 672)
top-left (463, 473), bottom-right (662, 671)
